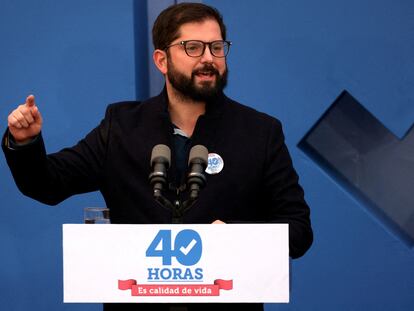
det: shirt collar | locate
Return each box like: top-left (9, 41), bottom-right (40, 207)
top-left (173, 127), bottom-right (189, 138)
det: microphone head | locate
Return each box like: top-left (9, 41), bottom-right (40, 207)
top-left (188, 145), bottom-right (209, 166)
top-left (150, 144), bottom-right (171, 168)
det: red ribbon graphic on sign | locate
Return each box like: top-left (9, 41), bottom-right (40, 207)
top-left (118, 279), bottom-right (233, 296)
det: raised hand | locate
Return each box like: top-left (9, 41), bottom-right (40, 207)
top-left (7, 95), bottom-right (43, 144)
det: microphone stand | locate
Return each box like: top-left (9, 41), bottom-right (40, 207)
top-left (153, 186), bottom-right (199, 224)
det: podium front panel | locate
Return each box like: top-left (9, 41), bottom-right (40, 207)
top-left (63, 224), bottom-right (289, 303)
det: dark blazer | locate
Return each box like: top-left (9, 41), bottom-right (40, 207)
top-left (3, 90), bottom-right (313, 311)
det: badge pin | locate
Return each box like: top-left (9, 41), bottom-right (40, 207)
top-left (205, 153), bottom-right (224, 175)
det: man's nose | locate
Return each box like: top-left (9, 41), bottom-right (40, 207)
top-left (200, 45), bottom-right (214, 63)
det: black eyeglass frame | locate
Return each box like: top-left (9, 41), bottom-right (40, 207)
top-left (164, 40), bottom-right (232, 58)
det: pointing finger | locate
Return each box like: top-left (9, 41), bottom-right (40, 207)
top-left (26, 94), bottom-right (35, 107)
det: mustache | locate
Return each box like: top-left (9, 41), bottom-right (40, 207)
top-left (192, 64), bottom-right (220, 76)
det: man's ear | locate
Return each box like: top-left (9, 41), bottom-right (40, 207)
top-left (153, 49), bottom-right (168, 75)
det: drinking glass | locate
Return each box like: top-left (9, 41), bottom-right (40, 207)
top-left (84, 207), bottom-right (110, 224)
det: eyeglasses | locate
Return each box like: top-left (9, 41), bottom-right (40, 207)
top-left (164, 40), bottom-right (232, 58)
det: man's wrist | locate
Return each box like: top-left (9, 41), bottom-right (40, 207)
top-left (7, 131), bottom-right (39, 149)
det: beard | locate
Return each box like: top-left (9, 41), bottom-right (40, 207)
top-left (167, 60), bottom-right (228, 102)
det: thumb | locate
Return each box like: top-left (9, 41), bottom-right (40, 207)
top-left (212, 220), bottom-right (226, 224)
top-left (26, 94), bottom-right (36, 107)
top-left (31, 105), bottom-right (42, 121)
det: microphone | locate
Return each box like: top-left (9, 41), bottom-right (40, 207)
top-left (187, 145), bottom-right (209, 199)
top-left (149, 144), bottom-right (171, 198)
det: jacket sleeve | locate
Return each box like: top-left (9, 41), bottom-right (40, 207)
top-left (264, 118), bottom-right (313, 259)
top-left (2, 105), bottom-right (112, 205)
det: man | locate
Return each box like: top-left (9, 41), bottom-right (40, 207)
top-left (2, 3), bottom-right (312, 311)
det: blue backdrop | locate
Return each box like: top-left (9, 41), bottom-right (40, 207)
top-left (1, 0), bottom-right (413, 310)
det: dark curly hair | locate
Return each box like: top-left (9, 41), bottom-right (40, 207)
top-left (152, 2), bottom-right (227, 50)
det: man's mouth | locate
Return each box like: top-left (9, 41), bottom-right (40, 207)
top-left (194, 69), bottom-right (218, 81)
top-left (197, 71), bottom-right (214, 77)
top-left (194, 64), bottom-right (219, 76)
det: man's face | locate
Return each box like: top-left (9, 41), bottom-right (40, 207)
top-left (165, 19), bottom-right (228, 102)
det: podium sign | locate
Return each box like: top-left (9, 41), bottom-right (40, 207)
top-left (63, 224), bottom-right (289, 303)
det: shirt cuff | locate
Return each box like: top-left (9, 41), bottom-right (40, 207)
top-left (6, 131), bottom-right (39, 150)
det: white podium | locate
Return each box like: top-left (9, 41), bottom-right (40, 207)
top-left (63, 224), bottom-right (289, 303)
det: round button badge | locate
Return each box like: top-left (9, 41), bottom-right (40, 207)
top-left (205, 153), bottom-right (224, 175)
